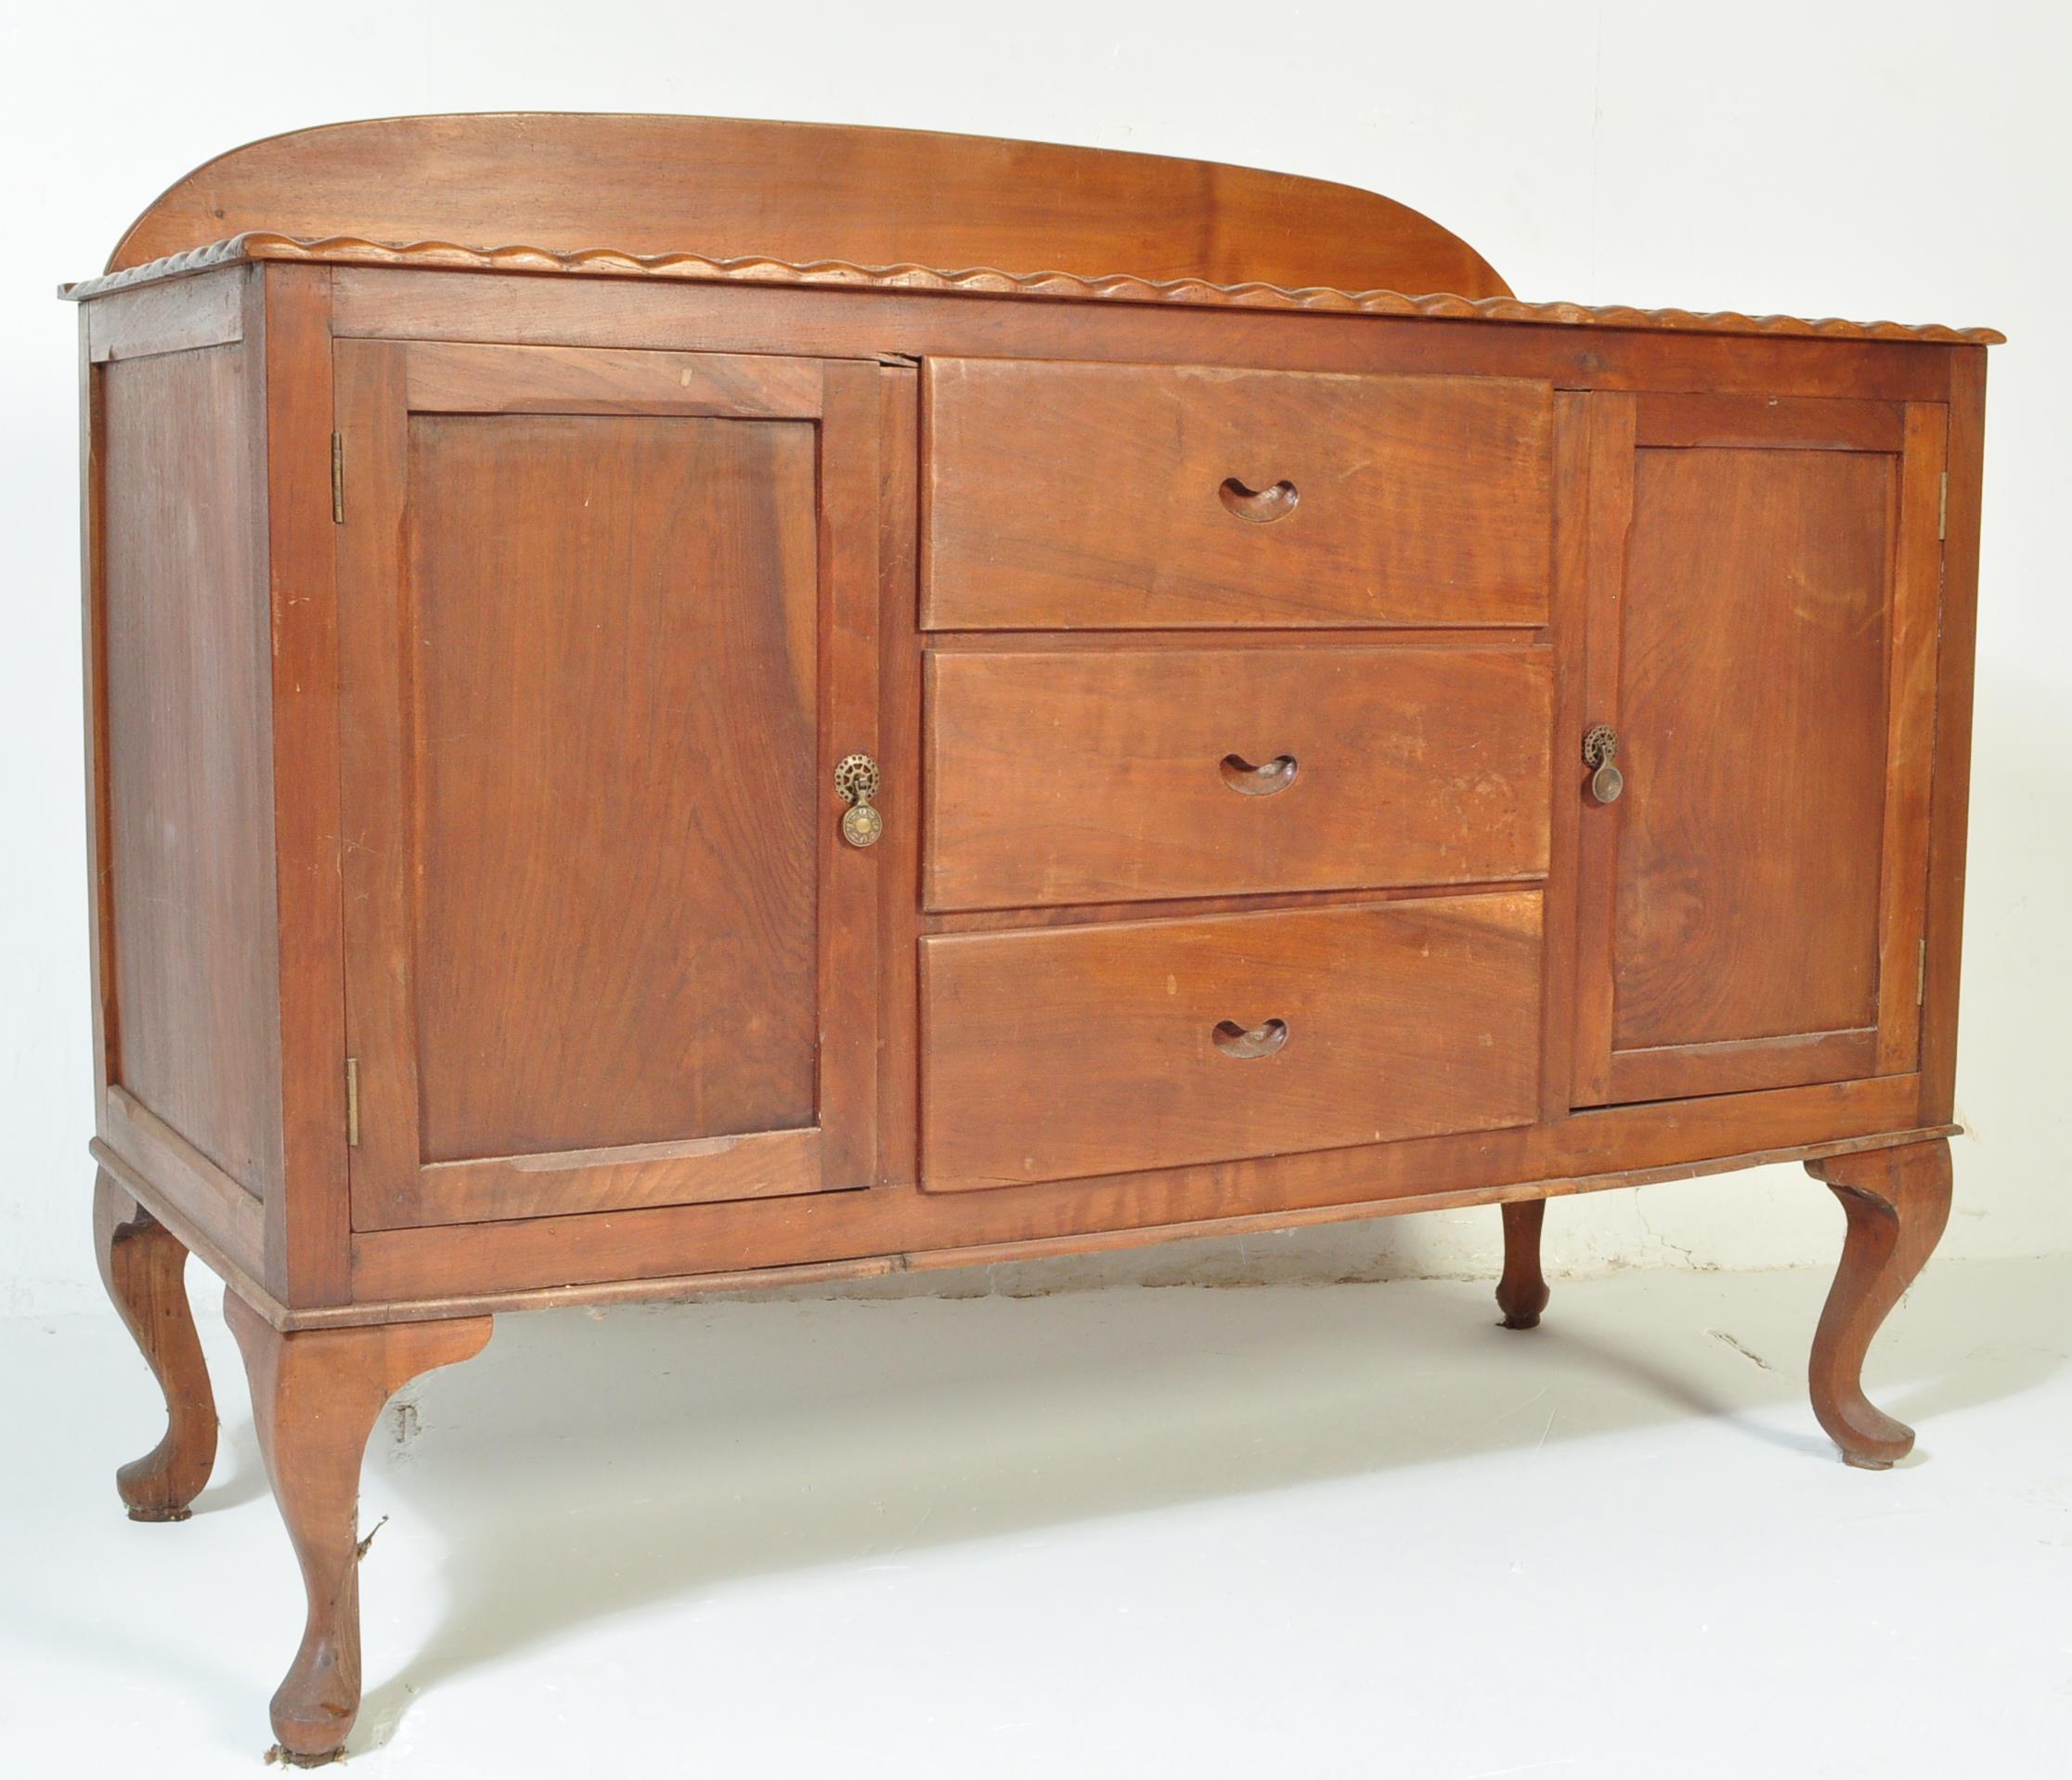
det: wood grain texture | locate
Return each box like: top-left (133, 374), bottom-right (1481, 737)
top-left (398, 340), bottom-right (823, 416)
top-left (102, 114), bottom-right (1513, 298)
top-left (1496, 1199), bottom-right (1550, 1331)
top-left (225, 1291), bottom-right (491, 1763)
top-left (1538, 394), bottom-right (1591, 1121)
top-left (409, 412), bottom-right (820, 1161)
top-left (72, 229), bottom-right (1999, 345)
top-left (1872, 404), bottom-right (1946, 1075)
top-left (289, 1126), bottom-right (1945, 1326)
top-left (1572, 389), bottom-right (1943, 1110)
top-left (92, 1137), bottom-right (272, 1320)
top-left (99, 340), bottom-right (282, 1199)
top-left (349, 1075), bottom-right (1935, 1304)
top-left (412, 1129), bottom-right (823, 1228)
top-left (78, 308), bottom-right (111, 1119)
top-left (876, 365), bottom-right (924, 1189)
top-left (62, 132), bottom-right (1996, 1769)
top-left (1614, 447), bottom-right (1892, 1049)
top-left (93, 1168), bottom-right (218, 1519)
top-left (322, 268), bottom-right (1964, 404)
top-left (257, 264), bottom-right (353, 1308)
top-left (85, 266), bottom-right (243, 362)
top-left (101, 1088), bottom-right (268, 1287)
top-left (1569, 394), bottom-right (1638, 1107)
top-left (1921, 350), bottom-right (1988, 1124)
top-left (924, 360), bottom-right (1552, 629)
top-left (1632, 394), bottom-right (1906, 451)
top-left (1804, 1137), bottom-right (1952, 1467)
top-left (925, 646), bottom-right (1552, 908)
top-left (336, 341), bottom-right (881, 1228)
top-left (925, 879), bottom-right (1546, 936)
top-left (66, 130), bottom-right (1988, 1436)
top-left (1606, 1030), bottom-right (1879, 1100)
top-left (1574, 396), bottom-right (1948, 1111)
top-left (812, 362), bottom-right (887, 1192)
top-left (922, 893), bottom-right (1544, 1190)
top-left (76, 275), bottom-right (1988, 1284)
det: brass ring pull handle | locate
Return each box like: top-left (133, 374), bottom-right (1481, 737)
top-left (1211, 1018), bottom-right (1289, 1059)
top-left (835, 752), bottom-right (883, 847)
top-left (1218, 477), bottom-right (1300, 524)
top-left (1582, 724), bottom-right (1624, 805)
top-left (1219, 753), bottom-right (1300, 795)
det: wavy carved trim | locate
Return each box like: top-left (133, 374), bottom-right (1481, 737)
top-left (59, 233), bottom-right (2006, 345)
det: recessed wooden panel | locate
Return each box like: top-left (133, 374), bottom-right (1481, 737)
top-left (99, 344), bottom-right (281, 1197)
top-left (408, 412), bottom-right (819, 1162)
top-left (925, 646), bottom-right (1552, 908)
top-left (922, 893), bottom-right (1543, 1191)
top-left (1612, 448), bottom-right (1894, 1052)
top-left (923, 361), bottom-right (1553, 630)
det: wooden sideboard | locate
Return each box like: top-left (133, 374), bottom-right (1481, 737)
top-left (65, 114), bottom-right (1996, 1764)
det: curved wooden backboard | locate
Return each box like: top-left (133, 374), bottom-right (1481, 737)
top-left (108, 112), bottom-right (1511, 298)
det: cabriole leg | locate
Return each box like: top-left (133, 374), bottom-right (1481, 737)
top-left (92, 1167), bottom-right (218, 1520)
top-left (1804, 1137), bottom-right (1953, 1469)
top-left (224, 1289), bottom-right (492, 1766)
top-left (1496, 1198), bottom-right (1550, 1331)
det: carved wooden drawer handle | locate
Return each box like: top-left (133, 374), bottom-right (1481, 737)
top-left (1211, 1018), bottom-right (1289, 1059)
top-left (1219, 753), bottom-right (1299, 795)
top-left (1218, 477), bottom-right (1300, 523)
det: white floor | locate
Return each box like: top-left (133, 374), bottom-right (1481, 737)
top-left (5, 1255), bottom-right (2068, 1777)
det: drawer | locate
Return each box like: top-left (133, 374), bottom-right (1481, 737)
top-left (926, 646), bottom-right (1552, 909)
top-left (921, 892), bottom-right (1543, 1190)
top-left (922, 359), bottom-right (1553, 630)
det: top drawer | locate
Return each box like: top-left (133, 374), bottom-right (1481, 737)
top-left (922, 359), bottom-right (1553, 630)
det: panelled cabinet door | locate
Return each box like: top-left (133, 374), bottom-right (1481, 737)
top-left (1573, 393), bottom-right (1946, 1106)
top-left (335, 343), bottom-right (881, 1228)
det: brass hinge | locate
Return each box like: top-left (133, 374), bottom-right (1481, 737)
top-left (330, 433), bottom-right (344, 525)
top-left (345, 1056), bottom-right (360, 1146)
top-left (1918, 940), bottom-right (1928, 1006)
top-left (1937, 472), bottom-right (1948, 541)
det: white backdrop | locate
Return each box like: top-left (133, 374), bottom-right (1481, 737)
top-left (4, 0), bottom-right (2066, 1314)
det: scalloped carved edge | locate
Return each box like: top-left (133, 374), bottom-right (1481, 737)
top-left (58, 233), bottom-right (2006, 344)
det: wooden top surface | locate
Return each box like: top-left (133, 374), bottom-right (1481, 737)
top-left (60, 231), bottom-right (2004, 344)
top-left (66, 114), bottom-right (2001, 344)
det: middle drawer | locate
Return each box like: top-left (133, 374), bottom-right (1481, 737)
top-left (925, 645), bottom-right (1553, 910)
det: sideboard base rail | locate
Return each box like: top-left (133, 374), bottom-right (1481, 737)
top-left (94, 1124), bottom-right (1958, 1333)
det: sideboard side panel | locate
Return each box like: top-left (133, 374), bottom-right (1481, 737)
top-left (96, 312), bottom-right (284, 1205)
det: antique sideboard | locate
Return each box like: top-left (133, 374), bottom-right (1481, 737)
top-left (66, 114), bottom-right (1994, 1763)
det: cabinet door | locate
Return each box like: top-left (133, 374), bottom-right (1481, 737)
top-left (1573, 395), bottom-right (1945, 1106)
top-left (336, 343), bottom-right (880, 1228)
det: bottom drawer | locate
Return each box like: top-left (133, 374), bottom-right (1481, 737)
top-left (921, 891), bottom-right (1544, 1191)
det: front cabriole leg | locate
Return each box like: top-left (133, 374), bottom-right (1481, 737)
top-left (224, 1289), bottom-right (492, 1766)
top-left (93, 1167), bottom-right (219, 1520)
top-left (1804, 1137), bottom-right (1953, 1469)
top-left (1496, 1198), bottom-right (1550, 1331)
